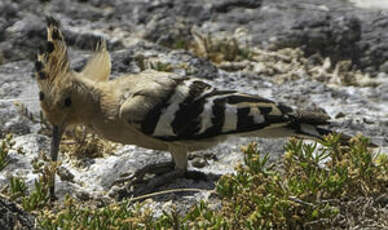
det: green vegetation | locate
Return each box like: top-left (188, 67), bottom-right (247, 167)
top-left (0, 134), bottom-right (24, 171)
top-left (15, 135), bottom-right (388, 229)
top-left (21, 177), bottom-right (51, 212)
top-left (1, 136), bottom-right (53, 212)
top-left (8, 176), bottom-right (27, 200)
top-left (0, 134), bottom-right (14, 171)
top-left (149, 61), bottom-right (174, 72)
top-left (214, 136), bottom-right (387, 229)
top-left (1, 133), bottom-right (387, 229)
top-left (21, 150), bottom-right (56, 212)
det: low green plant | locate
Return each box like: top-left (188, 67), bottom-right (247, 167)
top-left (22, 153), bottom-right (57, 212)
top-left (0, 133), bottom-right (51, 212)
top-left (21, 153), bottom-right (56, 212)
top-left (22, 178), bottom-right (50, 212)
top-left (8, 176), bottom-right (28, 200)
top-left (173, 38), bottom-right (190, 50)
top-left (38, 196), bottom-right (155, 229)
top-left (215, 135), bottom-right (387, 229)
top-left (0, 134), bottom-right (18, 171)
top-left (8, 149), bottom-right (56, 212)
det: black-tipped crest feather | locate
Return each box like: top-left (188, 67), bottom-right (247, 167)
top-left (46, 16), bottom-right (60, 27)
top-left (35, 16), bottom-right (70, 83)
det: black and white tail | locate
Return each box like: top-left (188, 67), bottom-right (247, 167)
top-left (140, 78), bottom-right (341, 142)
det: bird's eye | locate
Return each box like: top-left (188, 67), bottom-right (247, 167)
top-left (64, 97), bottom-right (72, 107)
top-left (39, 91), bottom-right (45, 101)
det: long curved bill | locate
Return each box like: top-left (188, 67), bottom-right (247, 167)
top-left (49, 125), bottom-right (64, 200)
top-left (51, 125), bottom-right (64, 161)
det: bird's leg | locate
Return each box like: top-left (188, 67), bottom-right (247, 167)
top-left (170, 147), bottom-right (188, 172)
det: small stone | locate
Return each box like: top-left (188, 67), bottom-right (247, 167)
top-left (212, 0), bottom-right (262, 13)
top-left (376, 72), bottom-right (387, 78)
top-left (379, 60), bottom-right (388, 73)
top-left (191, 158), bottom-right (207, 168)
top-left (187, 153), bottom-right (196, 160)
top-left (375, 194), bottom-right (388, 206)
top-left (57, 166), bottom-right (75, 182)
top-left (75, 190), bottom-right (91, 201)
top-left (335, 112), bottom-right (346, 119)
top-left (204, 152), bottom-right (217, 160)
top-left (107, 185), bottom-right (121, 199)
top-left (363, 118), bottom-right (374, 125)
top-left (364, 66), bottom-right (376, 73)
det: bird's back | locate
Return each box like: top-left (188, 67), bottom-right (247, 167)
top-left (113, 74), bottom-right (331, 149)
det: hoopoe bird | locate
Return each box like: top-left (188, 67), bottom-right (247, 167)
top-left (36, 17), bottom-right (347, 199)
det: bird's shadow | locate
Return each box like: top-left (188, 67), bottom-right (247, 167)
top-left (119, 170), bottom-right (222, 203)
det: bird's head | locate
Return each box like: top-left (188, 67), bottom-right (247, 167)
top-left (34, 16), bottom-right (111, 162)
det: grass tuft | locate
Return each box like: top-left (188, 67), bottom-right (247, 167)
top-left (61, 126), bottom-right (118, 160)
top-left (190, 30), bottom-right (253, 64)
top-left (0, 134), bottom-right (16, 171)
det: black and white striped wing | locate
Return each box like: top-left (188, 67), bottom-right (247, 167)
top-left (140, 78), bottom-right (293, 141)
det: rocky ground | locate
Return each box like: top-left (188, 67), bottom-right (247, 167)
top-left (0, 0), bottom-right (387, 229)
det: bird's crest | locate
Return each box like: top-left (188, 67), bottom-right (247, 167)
top-left (34, 16), bottom-right (111, 128)
top-left (35, 16), bottom-right (70, 90)
top-left (34, 17), bottom-right (111, 91)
